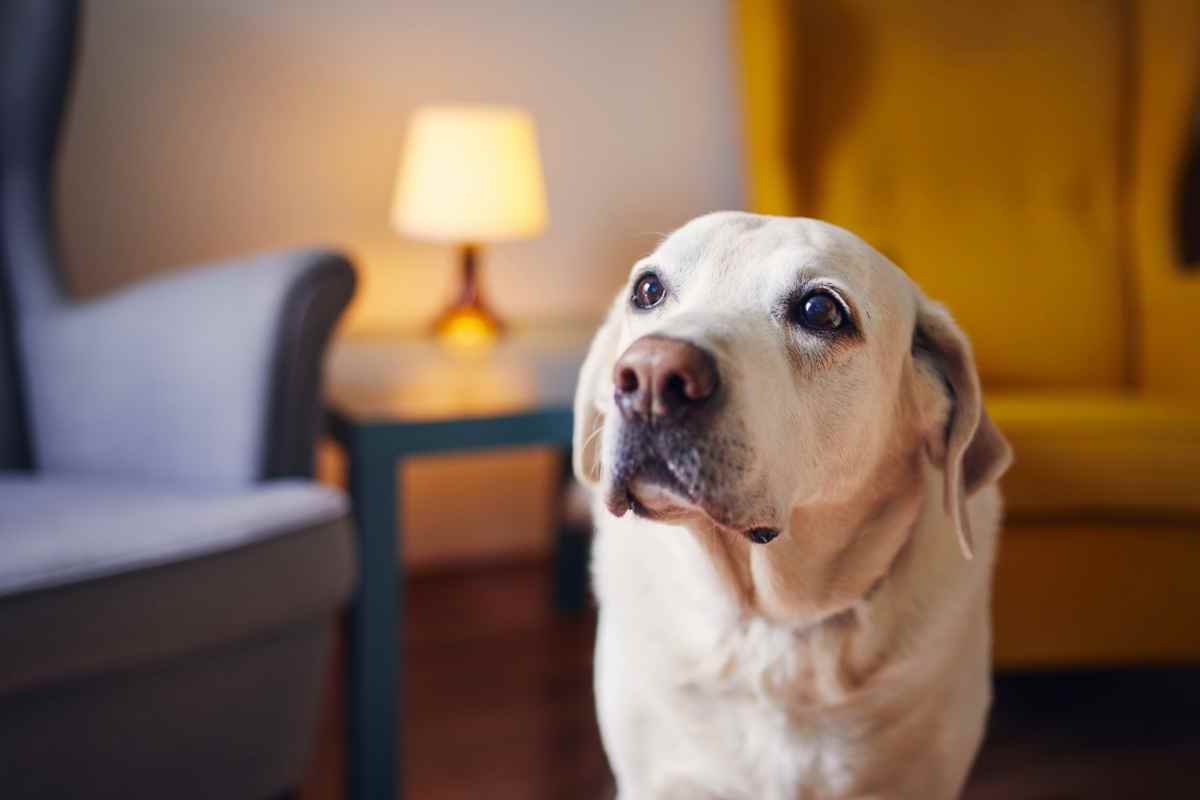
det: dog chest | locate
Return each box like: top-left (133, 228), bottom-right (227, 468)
top-left (661, 613), bottom-right (891, 795)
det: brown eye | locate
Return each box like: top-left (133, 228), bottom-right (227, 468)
top-left (790, 290), bottom-right (846, 332)
top-left (632, 273), bottom-right (666, 309)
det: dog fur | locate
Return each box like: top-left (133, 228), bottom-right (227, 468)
top-left (573, 212), bottom-right (1012, 800)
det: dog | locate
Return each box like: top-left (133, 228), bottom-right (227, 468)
top-left (572, 212), bottom-right (1012, 800)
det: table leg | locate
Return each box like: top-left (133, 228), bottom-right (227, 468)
top-left (347, 440), bottom-right (402, 800)
top-left (553, 445), bottom-right (591, 613)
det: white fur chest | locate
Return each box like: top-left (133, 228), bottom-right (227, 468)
top-left (673, 612), bottom-right (879, 799)
top-left (592, 521), bottom-right (899, 800)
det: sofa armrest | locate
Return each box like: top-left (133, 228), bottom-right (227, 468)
top-left (23, 248), bottom-right (355, 487)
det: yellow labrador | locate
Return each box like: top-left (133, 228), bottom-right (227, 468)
top-left (573, 212), bottom-right (1012, 800)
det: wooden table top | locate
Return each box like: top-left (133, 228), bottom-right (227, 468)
top-left (325, 322), bottom-right (595, 425)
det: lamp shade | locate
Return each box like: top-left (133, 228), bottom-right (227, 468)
top-left (391, 105), bottom-right (548, 243)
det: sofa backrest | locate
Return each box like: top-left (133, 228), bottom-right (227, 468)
top-left (737, 0), bottom-right (1198, 390)
top-left (0, 0), bottom-right (79, 470)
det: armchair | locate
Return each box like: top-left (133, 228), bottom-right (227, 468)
top-left (737, 0), bottom-right (1200, 667)
top-left (1, 2), bottom-right (357, 798)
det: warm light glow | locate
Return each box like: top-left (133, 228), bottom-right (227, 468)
top-left (436, 306), bottom-right (500, 354)
top-left (392, 105), bottom-right (549, 242)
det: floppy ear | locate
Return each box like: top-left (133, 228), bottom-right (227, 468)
top-left (913, 298), bottom-right (1013, 560)
top-left (573, 297), bottom-right (626, 487)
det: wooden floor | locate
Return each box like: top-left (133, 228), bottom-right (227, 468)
top-left (303, 561), bottom-right (1200, 799)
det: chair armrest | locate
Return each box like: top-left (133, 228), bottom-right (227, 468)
top-left (23, 248), bottom-right (355, 486)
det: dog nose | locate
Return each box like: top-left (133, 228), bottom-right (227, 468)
top-left (613, 335), bottom-right (718, 422)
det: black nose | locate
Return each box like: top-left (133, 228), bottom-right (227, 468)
top-left (612, 335), bottom-right (718, 422)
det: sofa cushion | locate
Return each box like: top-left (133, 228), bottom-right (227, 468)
top-left (989, 392), bottom-right (1200, 520)
top-left (0, 476), bottom-right (354, 694)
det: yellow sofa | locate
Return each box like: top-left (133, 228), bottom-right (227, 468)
top-left (737, 0), bottom-right (1200, 667)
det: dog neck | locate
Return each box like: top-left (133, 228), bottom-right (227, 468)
top-left (686, 448), bottom-right (929, 628)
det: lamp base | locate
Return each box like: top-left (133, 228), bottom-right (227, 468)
top-left (434, 244), bottom-right (504, 347)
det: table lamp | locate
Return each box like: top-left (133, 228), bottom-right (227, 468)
top-left (392, 105), bottom-right (548, 344)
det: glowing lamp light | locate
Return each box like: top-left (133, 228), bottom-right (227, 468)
top-left (391, 105), bottom-right (548, 342)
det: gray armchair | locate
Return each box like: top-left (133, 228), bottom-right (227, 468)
top-left (1, 2), bottom-right (357, 798)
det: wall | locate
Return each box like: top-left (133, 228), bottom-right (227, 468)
top-left (57, 0), bottom-right (745, 567)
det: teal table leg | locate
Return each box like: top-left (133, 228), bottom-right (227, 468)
top-left (553, 445), bottom-right (590, 613)
top-left (347, 436), bottom-right (401, 800)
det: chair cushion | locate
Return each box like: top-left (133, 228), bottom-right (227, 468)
top-left (0, 476), bottom-right (354, 694)
top-left (0, 476), bottom-right (346, 595)
top-left (989, 392), bottom-right (1200, 519)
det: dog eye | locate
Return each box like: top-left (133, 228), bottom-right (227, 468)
top-left (632, 273), bottom-right (666, 310)
top-left (789, 290), bottom-right (847, 332)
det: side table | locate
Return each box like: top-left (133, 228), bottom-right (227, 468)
top-left (324, 324), bottom-right (592, 800)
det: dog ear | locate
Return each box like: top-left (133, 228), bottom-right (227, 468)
top-left (912, 298), bottom-right (1012, 560)
top-left (573, 296), bottom-right (625, 488)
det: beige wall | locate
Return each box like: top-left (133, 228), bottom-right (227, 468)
top-left (58, 0), bottom-right (745, 567)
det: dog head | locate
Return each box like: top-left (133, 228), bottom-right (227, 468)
top-left (574, 212), bottom-right (1010, 560)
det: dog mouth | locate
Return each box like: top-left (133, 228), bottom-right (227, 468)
top-left (606, 456), bottom-right (690, 519)
top-left (605, 430), bottom-right (778, 544)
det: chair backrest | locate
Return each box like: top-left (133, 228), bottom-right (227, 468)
top-left (0, 0), bottom-right (79, 469)
top-left (738, 0), bottom-right (1200, 391)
